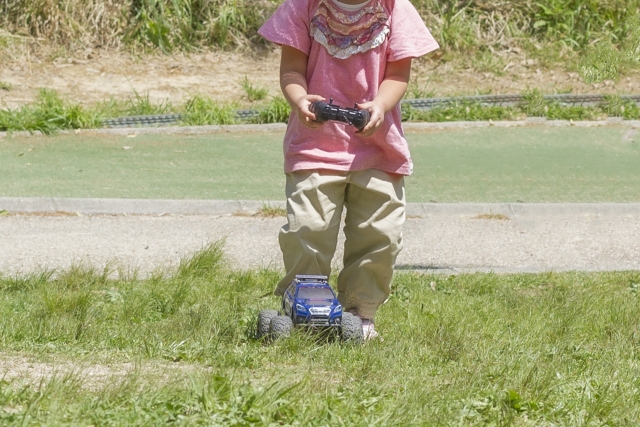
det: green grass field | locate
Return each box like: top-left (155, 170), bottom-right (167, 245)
top-left (1, 126), bottom-right (639, 202)
top-left (2, 128), bottom-right (640, 424)
top-left (0, 245), bottom-right (639, 425)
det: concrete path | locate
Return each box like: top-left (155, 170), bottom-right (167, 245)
top-left (1, 198), bottom-right (639, 276)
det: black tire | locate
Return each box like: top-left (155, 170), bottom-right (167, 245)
top-left (340, 312), bottom-right (364, 343)
top-left (256, 309), bottom-right (279, 339)
top-left (270, 315), bottom-right (294, 339)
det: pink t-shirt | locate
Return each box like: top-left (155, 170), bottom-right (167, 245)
top-left (258, 0), bottom-right (439, 175)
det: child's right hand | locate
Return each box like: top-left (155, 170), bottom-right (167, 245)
top-left (294, 94), bottom-right (326, 129)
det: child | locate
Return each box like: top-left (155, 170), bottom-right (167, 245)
top-left (258, 0), bottom-right (439, 339)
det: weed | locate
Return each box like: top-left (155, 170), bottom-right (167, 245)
top-left (473, 50), bottom-right (506, 75)
top-left (474, 213), bottom-right (510, 220)
top-left (176, 242), bottom-right (226, 280)
top-left (209, 1), bottom-right (250, 48)
top-left (602, 95), bottom-right (640, 119)
top-left (125, 90), bottom-right (172, 116)
top-left (0, 270), bottom-right (52, 293)
top-left (402, 102), bottom-right (520, 122)
top-left (253, 96), bottom-right (291, 124)
top-left (623, 14), bottom-right (640, 63)
top-left (240, 75), bottom-right (268, 102)
top-left (180, 94), bottom-right (237, 125)
top-left (521, 88), bottom-right (548, 117)
top-left (137, 7), bottom-right (173, 53)
top-left (0, 89), bottom-right (102, 134)
top-left (122, 0), bottom-right (275, 51)
top-left (256, 203), bottom-right (286, 217)
top-left (427, 0), bottom-right (478, 53)
top-left (2, 88), bottom-right (638, 134)
top-left (0, 80), bottom-right (12, 91)
top-left (579, 43), bottom-right (622, 83)
top-left (405, 78), bottom-right (435, 99)
top-left (399, 87), bottom-right (639, 122)
top-left (2, 0), bottom-right (639, 67)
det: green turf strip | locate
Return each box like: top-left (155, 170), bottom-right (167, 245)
top-left (406, 126), bottom-right (640, 202)
top-left (1, 126), bottom-right (638, 202)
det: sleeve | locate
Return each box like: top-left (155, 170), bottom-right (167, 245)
top-left (257, 0), bottom-right (313, 55)
top-left (387, 0), bottom-right (440, 62)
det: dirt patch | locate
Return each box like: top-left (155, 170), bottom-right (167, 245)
top-left (1, 46), bottom-right (639, 111)
top-left (0, 353), bottom-right (209, 391)
top-left (3, 211), bottom-right (82, 217)
top-left (473, 213), bottom-right (511, 221)
top-left (0, 48), bottom-right (282, 110)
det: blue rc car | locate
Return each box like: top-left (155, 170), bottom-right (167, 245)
top-left (257, 275), bottom-right (363, 342)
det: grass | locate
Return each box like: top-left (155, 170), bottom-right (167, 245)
top-left (122, 90), bottom-right (173, 116)
top-left (2, 127), bottom-right (640, 202)
top-left (0, 90), bottom-right (241, 133)
top-left (256, 203), bottom-right (287, 217)
top-left (0, 89), bottom-right (103, 134)
top-left (2, 89), bottom-right (639, 134)
top-left (0, 244), bottom-right (639, 425)
top-left (180, 94), bottom-right (238, 126)
top-left (1, 0), bottom-right (640, 77)
top-left (406, 79), bottom-right (436, 100)
top-left (240, 75), bottom-right (269, 102)
top-left (0, 0), bottom-right (275, 52)
top-left (473, 213), bottom-right (510, 221)
top-left (404, 102), bottom-right (522, 122)
top-left (403, 90), bottom-right (640, 122)
top-left (252, 95), bottom-right (292, 124)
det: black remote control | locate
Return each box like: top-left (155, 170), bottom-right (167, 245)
top-left (310, 98), bottom-right (370, 131)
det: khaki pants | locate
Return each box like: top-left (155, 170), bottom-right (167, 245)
top-left (276, 169), bottom-right (406, 320)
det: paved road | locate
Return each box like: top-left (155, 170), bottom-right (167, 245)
top-left (2, 198), bottom-right (639, 276)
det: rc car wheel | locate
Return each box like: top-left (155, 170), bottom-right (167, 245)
top-left (270, 315), bottom-right (293, 339)
top-left (340, 312), bottom-right (364, 343)
top-left (257, 309), bottom-right (279, 339)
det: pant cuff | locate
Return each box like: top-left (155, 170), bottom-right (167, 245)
top-left (339, 296), bottom-right (380, 321)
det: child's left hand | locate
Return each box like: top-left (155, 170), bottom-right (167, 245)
top-left (354, 100), bottom-right (385, 137)
top-left (354, 58), bottom-right (412, 137)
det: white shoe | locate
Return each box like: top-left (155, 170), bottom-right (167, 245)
top-left (361, 319), bottom-right (381, 341)
top-left (349, 310), bottom-right (382, 341)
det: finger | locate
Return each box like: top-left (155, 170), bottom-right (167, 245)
top-left (357, 125), bottom-right (373, 136)
top-left (302, 116), bottom-right (323, 128)
top-left (299, 104), bottom-right (317, 121)
top-left (306, 95), bottom-right (327, 119)
top-left (307, 94), bottom-right (326, 102)
top-left (363, 113), bottom-right (382, 132)
top-left (359, 117), bottom-right (382, 136)
top-left (303, 108), bottom-right (317, 121)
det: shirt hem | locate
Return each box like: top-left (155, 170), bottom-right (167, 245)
top-left (285, 163), bottom-right (412, 176)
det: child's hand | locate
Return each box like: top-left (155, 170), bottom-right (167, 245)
top-left (294, 95), bottom-right (326, 129)
top-left (354, 100), bottom-right (385, 137)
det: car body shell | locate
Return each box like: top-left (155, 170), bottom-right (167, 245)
top-left (282, 275), bottom-right (342, 327)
